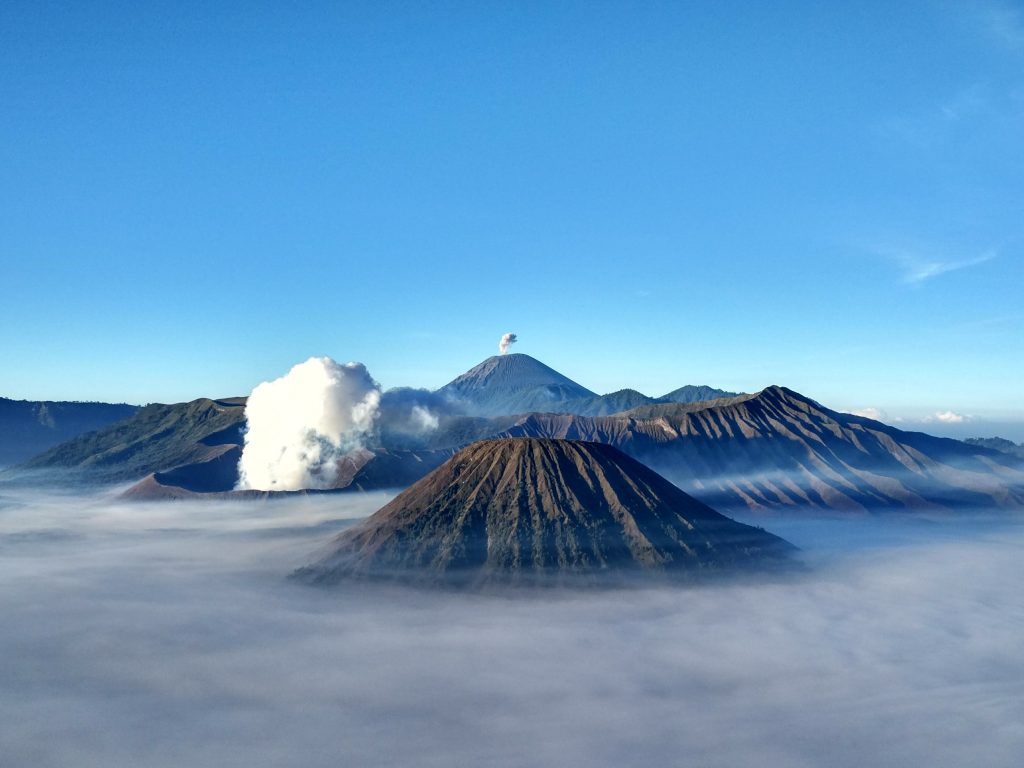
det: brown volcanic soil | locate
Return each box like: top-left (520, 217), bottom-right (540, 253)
top-left (296, 438), bottom-right (794, 586)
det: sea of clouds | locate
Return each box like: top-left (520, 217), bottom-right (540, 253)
top-left (1, 485), bottom-right (1022, 768)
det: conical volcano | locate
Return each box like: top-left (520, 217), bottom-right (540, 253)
top-left (436, 353), bottom-right (596, 416)
top-left (296, 438), bottom-right (794, 586)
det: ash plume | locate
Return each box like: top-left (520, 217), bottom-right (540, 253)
top-left (498, 332), bottom-right (518, 355)
top-left (236, 357), bottom-right (381, 491)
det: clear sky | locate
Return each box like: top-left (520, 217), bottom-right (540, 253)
top-left (1, 1), bottom-right (1021, 437)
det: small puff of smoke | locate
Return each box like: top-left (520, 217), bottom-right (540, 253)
top-left (499, 332), bottom-right (517, 355)
top-left (236, 357), bottom-right (381, 491)
top-left (411, 405), bottom-right (439, 431)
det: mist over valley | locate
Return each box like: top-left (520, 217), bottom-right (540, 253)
top-left (2, 485), bottom-right (1022, 767)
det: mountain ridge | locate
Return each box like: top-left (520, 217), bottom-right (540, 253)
top-left (434, 353), bottom-right (737, 417)
top-left (12, 358), bottom-right (1022, 514)
top-left (490, 385), bottom-right (1024, 511)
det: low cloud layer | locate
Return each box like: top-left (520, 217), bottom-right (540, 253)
top-left (1, 486), bottom-right (1023, 768)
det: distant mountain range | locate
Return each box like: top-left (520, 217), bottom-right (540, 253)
top-left (484, 387), bottom-right (1024, 511)
top-left (437, 353), bottom-right (736, 417)
top-left (0, 397), bottom-right (139, 466)
top-left (9, 354), bottom-right (1024, 512)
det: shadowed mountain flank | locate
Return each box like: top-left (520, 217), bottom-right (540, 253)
top-left (494, 387), bottom-right (1024, 512)
top-left (0, 398), bottom-right (139, 466)
top-left (659, 385), bottom-right (738, 404)
top-left (295, 438), bottom-right (795, 586)
top-left (20, 397), bottom-right (247, 483)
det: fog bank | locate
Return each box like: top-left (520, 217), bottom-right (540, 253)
top-left (1, 487), bottom-right (1023, 767)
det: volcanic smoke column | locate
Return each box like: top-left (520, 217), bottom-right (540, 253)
top-left (498, 332), bottom-right (517, 355)
top-left (236, 357), bottom-right (381, 491)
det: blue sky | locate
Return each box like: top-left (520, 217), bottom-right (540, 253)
top-left (1, 1), bottom-right (1021, 436)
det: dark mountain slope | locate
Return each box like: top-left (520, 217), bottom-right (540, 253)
top-left (296, 438), bottom-right (794, 586)
top-left (0, 398), bottom-right (139, 466)
top-left (659, 385), bottom-right (738, 403)
top-left (491, 387), bottom-right (1024, 511)
top-left (567, 389), bottom-right (661, 416)
top-left (20, 397), bottom-right (246, 482)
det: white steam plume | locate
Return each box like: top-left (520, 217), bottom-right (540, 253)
top-left (410, 404), bottom-right (439, 431)
top-left (498, 332), bottom-right (518, 355)
top-left (236, 357), bottom-right (381, 491)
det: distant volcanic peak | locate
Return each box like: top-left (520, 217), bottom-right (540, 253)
top-left (441, 354), bottom-right (595, 396)
top-left (434, 354), bottom-right (599, 418)
top-left (297, 437), bottom-right (794, 586)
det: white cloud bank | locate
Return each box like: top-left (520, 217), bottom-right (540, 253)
top-left (1, 488), bottom-right (1023, 768)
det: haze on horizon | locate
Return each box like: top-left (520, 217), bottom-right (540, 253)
top-left (1, 2), bottom-right (1021, 422)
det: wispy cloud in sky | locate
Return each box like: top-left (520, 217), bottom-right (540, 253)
top-left (881, 246), bottom-right (998, 284)
top-left (926, 410), bottom-right (969, 424)
top-left (981, 1), bottom-right (1024, 49)
top-left (939, 84), bottom-right (989, 122)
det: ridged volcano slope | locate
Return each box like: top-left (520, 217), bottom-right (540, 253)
top-left (296, 438), bottom-right (794, 586)
top-left (493, 387), bottom-right (1024, 511)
